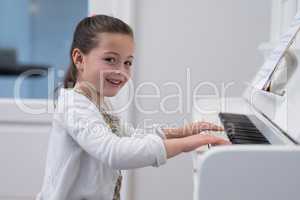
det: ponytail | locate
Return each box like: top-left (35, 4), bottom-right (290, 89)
top-left (63, 63), bottom-right (77, 88)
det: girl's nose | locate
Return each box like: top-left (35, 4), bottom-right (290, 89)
top-left (112, 69), bottom-right (130, 81)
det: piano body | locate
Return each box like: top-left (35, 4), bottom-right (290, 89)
top-left (192, 10), bottom-right (300, 200)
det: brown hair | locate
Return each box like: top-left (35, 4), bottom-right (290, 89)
top-left (63, 14), bottom-right (134, 88)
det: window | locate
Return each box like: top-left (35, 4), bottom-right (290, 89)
top-left (0, 0), bottom-right (87, 99)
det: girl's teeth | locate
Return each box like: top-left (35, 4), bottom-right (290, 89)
top-left (108, 79), bottom-right (121, 85)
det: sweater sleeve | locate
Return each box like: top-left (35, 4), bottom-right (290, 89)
top-left (63, 97), bottom-right (167, 170)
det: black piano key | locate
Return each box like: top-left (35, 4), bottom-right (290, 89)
top-left (219, 113), bottom-right (248, 119)
top-left (225, 127), bottom-right (257, 132)
top-left (230, 138), bottom-right (270, 144)
top-left (227, 131), bottom-right (261, 137)
top-left (220, 114), bottom-right (251, 119)
top-left (227, 130), bottom-right (264, 137)
top-left (228, 134), bottom-right (268, 142)
top-left (229, 127), bottom-right (260, 132)
top-left (228, 132), bottom-right (267, 139)
top-left (224, 122), bottom-right (256, 127)
top-left (221, 118), bottom-right (251, 123)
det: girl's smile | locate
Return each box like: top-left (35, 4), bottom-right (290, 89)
top-left (105, 71), bottom-right (126, 87)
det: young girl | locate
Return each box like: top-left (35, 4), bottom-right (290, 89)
top-left (36, 15), bottom-right (229, 200)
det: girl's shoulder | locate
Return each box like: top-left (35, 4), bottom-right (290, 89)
top-left (56, 87), bottom-right (87, 105)
top-left (54, 87), bottom-right (100, 115)
top-left (54, 87), bottom-right (122, 125)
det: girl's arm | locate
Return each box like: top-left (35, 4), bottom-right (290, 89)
top-left (120, 119), bottom-right (230, 158)
top-left (120, 120), bottom-right (223, 140)
top-left (63, 96), bottom-right (229, 170)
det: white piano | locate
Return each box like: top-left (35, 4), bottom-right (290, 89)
top-left (192, 7), bottom-right (300, 200)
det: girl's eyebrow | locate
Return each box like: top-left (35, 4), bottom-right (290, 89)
top-left (104, 51), bottom-right (119, 56)
top-left (103, 51), bottom-right (134, 59)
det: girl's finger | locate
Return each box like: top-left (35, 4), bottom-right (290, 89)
top-left (209, 136), bottom-right (231, 145)
top-left (196, 122), bottom-right (224, 131)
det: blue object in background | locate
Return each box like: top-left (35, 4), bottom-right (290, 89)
top-left (0, 0), bottom-right (87, 99)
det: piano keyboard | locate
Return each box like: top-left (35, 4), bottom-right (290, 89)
top-left (218, 112), bottom-right (270, 144)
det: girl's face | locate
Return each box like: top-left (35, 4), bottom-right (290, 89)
top-left (75, 33), bottom-right (134, 97)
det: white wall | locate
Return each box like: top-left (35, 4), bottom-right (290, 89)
top-left (131, 1), bottom-right (271, 200)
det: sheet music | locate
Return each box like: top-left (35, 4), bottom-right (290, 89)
top-left (252, 11), bottom-right (300, 90)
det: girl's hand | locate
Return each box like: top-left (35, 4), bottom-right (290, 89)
top-left (163, 121), bottom-right (224, 139)
top-left (163, 133), bottom-right (231, 159)
top-left (181, 133), bottom-right (230, 153)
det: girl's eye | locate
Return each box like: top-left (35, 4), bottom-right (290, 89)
top-left (104, 57), bottom-right (117, 64)
top-left (124, 61), bottom-right (132, 67)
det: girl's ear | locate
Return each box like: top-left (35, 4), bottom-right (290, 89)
top-left (72, 48), bottom-right (84, 72)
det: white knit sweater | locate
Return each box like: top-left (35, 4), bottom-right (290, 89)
top-left (36, 88), bottom-right (167, 200)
